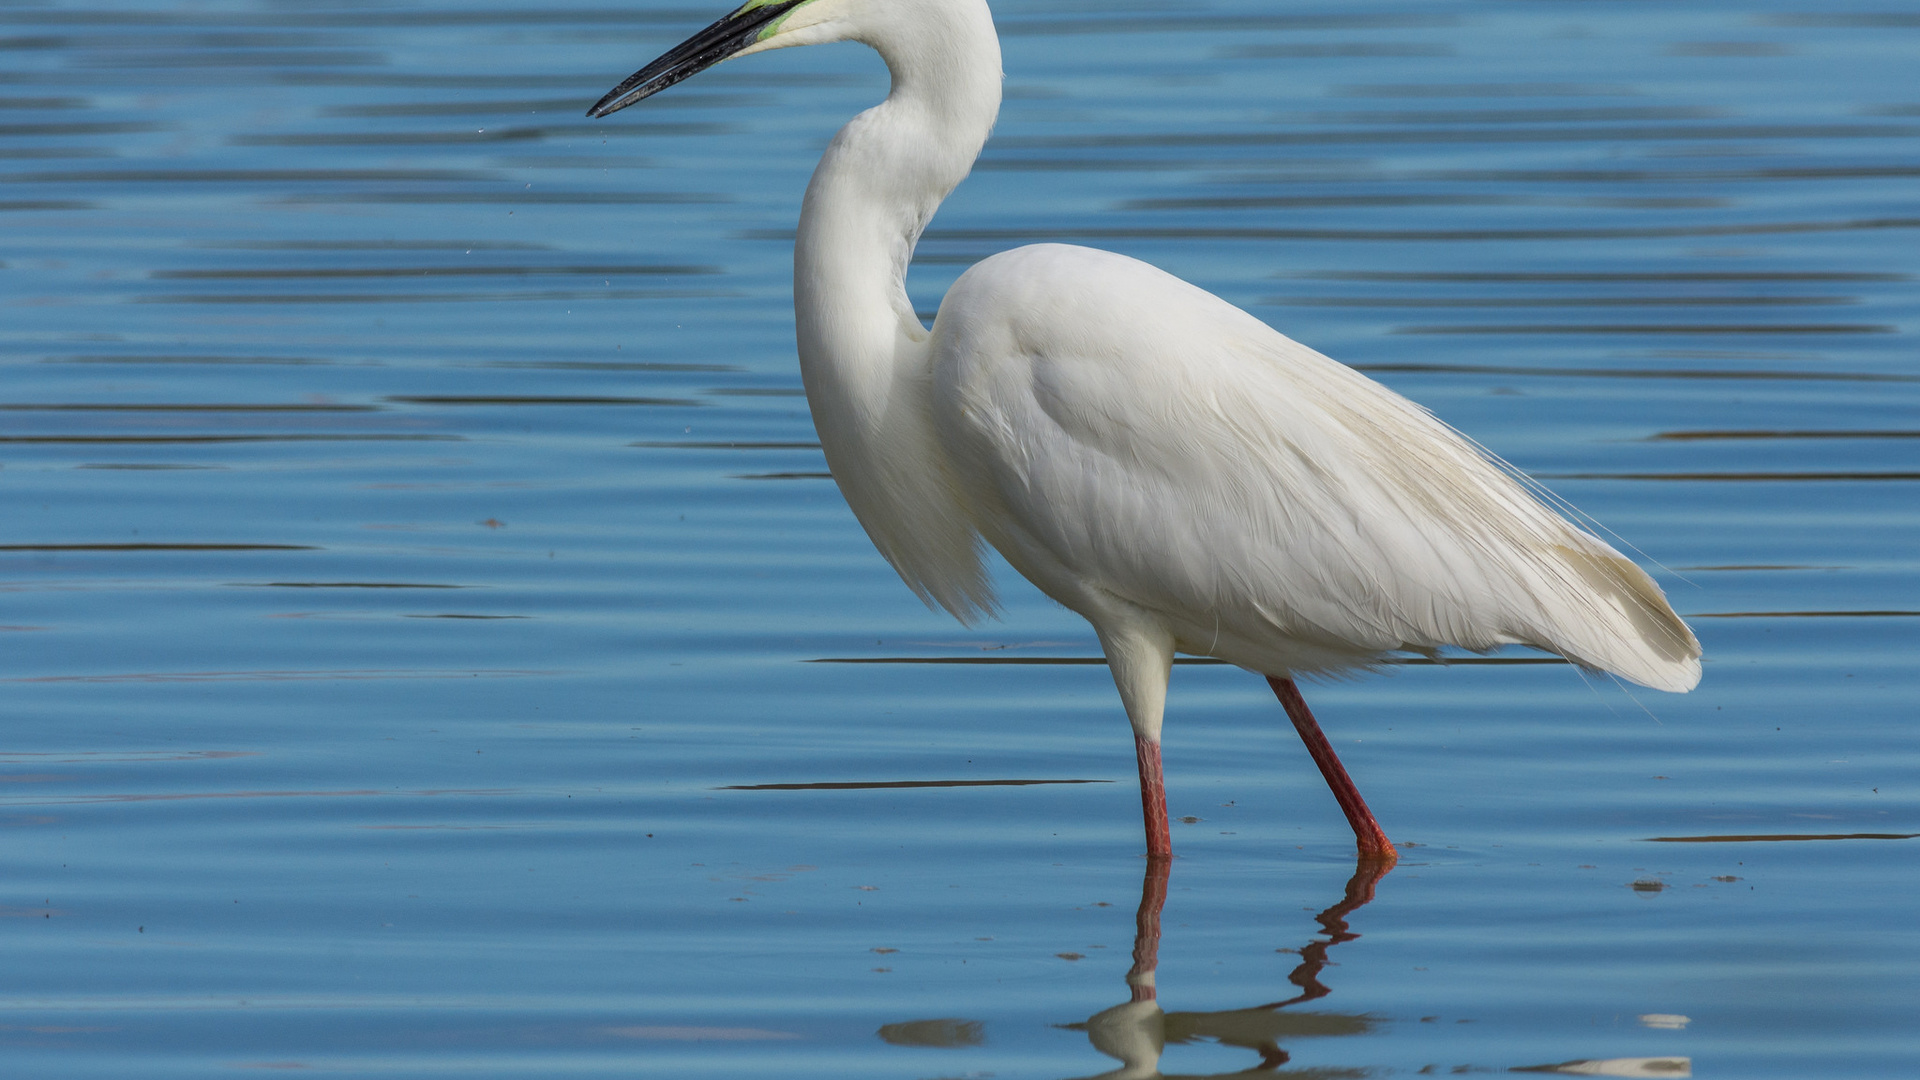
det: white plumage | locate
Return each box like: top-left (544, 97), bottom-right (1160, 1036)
top-left (934, 243), bottom-right (1698, 694)
top-left (589, 0), bottom-right (1701, 862)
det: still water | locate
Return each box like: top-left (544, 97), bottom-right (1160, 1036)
top-left (2, 0), bottom-right (1916, 1075)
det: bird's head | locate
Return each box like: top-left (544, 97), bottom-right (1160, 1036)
top-left (587, 0), bottom-right (858, 118)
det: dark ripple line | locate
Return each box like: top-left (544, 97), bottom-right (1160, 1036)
top-left (1678, 565), bottom-right (1845, 572)
top-left (0, 434), bottom-right (457, 444)
top-left (7, 168), bottom-right (489, 183)
top-left (992, 123), bottom-right (1915, 148)
top-left (275, 192), bottom-right (729, 206)
top-left (3, 670), bottom-right (548, 683)
top-left (137, 289), bottom-right (734, 305)
top-left (1283, 106), bottom-right (1724, 125)
top-left (1760, 14), bottom-right (1920, 27)
top-left (1270, 297), bottom-right (1848, 309)
top-left (1646, 832), bottom-right (1920, 843)
top-left (47, 354), bottom-right (337, 366)
top-left (806, 656), bottom-right (1567, 666)
top-left (1218, 44), bottom-right (1451, 59)
top-left (0, 96), bottom-right (86, 109)
top-left (71, 50), bottom-right (385, 69)
top-left (977, 161), bottom-right (1920, 183)
top-left (0, 10), bottom-right (738, 28)
top-left (1689, 611), bottom-right (1920, 618)
top-left (0, 121), bottom-right (160, 136)
top-left (0, 543), bottom-right (314, 552)
top-left (0, 789), bottom-right (387, 805)
top-left (1001, 14), bottom-right (1454, 35)
top-left (0, 403), bottom-right (377, 412)
top-left (386, 395), bottom-right (700, 407)
top-left (1352, 363), bottom-right (1920, 383)
top-left (1128, 195), bottom-right (1728, 210)
top-left (273, 71), bottom-right (856, 90)
top-left (720, 779), bottom-right (1113, 791)
top-left (3, 30), bottom-right (316, 46)
top-left (1400, 164), bottom-right (1920, 183)
top-left (216, 240), bottom-right (550, 251)
top-left (631, 440), bottom-right (822, 449)
top-left (76, 464), bottom-right (224, 471)
top-left (475, 360), bottom-right (736, 373)
top-left (230, 130), bottom-right (550, 147)
top-left (231, 123), bottom-right (725, 146)
top-left (1337, 80), bottom-right (1633, 96)
top-left (240, 582), bottom-right (464, 589)
top-left (1540, 471), bottom-right (1920, 481)
top-left (904, 218), bottom-right (1920, 243)
top-left (154, 265), bottom-right (717, 280)
top-left (323, 94), bottom-right (758, 117)
top-left (1395, 323), bottom-right (1893, 334)
top-left (1288, 271), bottom-right (1908, 282)
top-left (1649, 429), bottom-right (1920, 441)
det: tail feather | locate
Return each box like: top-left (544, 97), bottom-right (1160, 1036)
top-left (1541, 543), bottom-right (1701, 692)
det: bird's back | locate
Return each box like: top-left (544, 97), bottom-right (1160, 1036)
top-left (928, 244), bottom-right (1700, 691)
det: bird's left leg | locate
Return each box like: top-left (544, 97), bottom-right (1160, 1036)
top-left (1098, 622), bottom-right (1176, 860)
top-left (1267, 677), bottom-right (1397, 866)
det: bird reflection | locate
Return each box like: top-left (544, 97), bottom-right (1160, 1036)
top-left (878, 858), bottom-right (1693, 1078)
top-left (1070, 855), bottom-right (1387, 1079)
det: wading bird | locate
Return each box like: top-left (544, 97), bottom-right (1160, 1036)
top-left (588, 0), bottom-right (1701, 866)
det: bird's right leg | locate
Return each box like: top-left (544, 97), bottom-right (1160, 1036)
top-left (1098, 622), bottom-right (1176, 860)
top-left (1133, 733), bottom-right (1172, 862)
top-left (1267, 677), bottom-right (1397, 866)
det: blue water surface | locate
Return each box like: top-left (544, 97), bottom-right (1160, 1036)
top-left (1, 0), bottom-right (1916, 1076)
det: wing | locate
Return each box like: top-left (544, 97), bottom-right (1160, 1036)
top-left (930, 244), bottom-right (1700, 691)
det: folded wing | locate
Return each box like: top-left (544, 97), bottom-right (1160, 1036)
top-left (931, 244), bottom-right (1700, 691)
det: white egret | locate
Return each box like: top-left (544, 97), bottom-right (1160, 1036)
top-left (588, 0), bottom-right (1701, 865)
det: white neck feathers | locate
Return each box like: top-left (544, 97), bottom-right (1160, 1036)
top-left (789, 0), bottom-right (1002, 619)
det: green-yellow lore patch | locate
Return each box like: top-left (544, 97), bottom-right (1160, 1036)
top-left (733, 0), bottom-right (812, 41)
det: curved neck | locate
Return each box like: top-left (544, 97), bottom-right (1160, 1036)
top-left (780, 0), bottom-right (1003, 622)
top-left (793, 0), bottom-right (1001, 415)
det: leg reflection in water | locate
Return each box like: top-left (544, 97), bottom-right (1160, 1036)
top-left (1077, 856), bottom-right (1389, 1079)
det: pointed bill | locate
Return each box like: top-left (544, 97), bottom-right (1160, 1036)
top-left (587, 0), bottom-right (810, 117)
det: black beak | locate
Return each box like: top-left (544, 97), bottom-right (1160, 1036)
top-left (587, 0), bottom-right (808, 118)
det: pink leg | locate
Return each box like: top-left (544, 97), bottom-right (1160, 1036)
top-left (1134, 733), bottom-right (1172, 860)
top-left (1267, 677), bottom-right (1397, 866)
